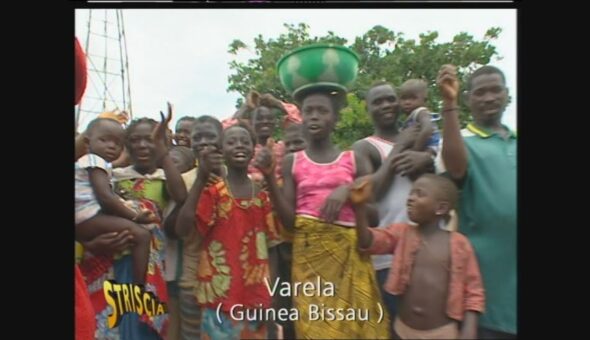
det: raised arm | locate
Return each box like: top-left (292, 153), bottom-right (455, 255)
top-left (153, 103), bottom-right (187, 203)
top-left (351, 176), bottom-right (403, 254)
top-left (438, 64), bottom-right (468, 182)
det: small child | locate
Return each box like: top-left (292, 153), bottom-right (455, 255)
top-left (174, 116), bottom-right (196, 147)
top-left (75, 118), bottom-right (155, 283)
top-left (169, 145), bottom-right (196, 174)
top-left (399, 79), bottom-right (441, 153)
top-left (350, 173), bottom-right (484, 339)
top-left (282, 122), bottom-right (307, 154)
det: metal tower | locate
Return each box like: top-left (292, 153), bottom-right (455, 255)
top-left (76, 9), bottom-right (133, 131)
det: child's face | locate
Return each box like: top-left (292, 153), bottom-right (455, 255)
top-left (284, 129), bottom-right (307, 154)
top-left (406, 177), bottom-right (445, 225)
top-left (191, 122), bottom-right (221, 157)
top-left (399, 88), bottom-right (427, 114)
top-left (222, 127), bottom-right (254, 169)
top-left (252, 106), bottom-right (276, 142)
top-left (88, 121), bottom-right (125, 162)
top-left (127, 122), bottom-right (157, 169)
top-left (175, 120), bottom-right (194, 147)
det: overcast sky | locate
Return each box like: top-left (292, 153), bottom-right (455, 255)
top-left (75, 8), bottom-right (516, 131)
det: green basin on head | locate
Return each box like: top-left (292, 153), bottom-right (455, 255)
top-left (277, 44), bottom-right (360, 97)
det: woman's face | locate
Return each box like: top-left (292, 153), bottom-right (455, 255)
top-left (126, 122), bottom-right (157, 171)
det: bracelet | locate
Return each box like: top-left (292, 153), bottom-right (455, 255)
top-left (442, 107), bottom-right (459, 113)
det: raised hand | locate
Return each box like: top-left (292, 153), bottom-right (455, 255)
top-left (198, 146), bottom-right (224, 182)
top-left (253, 138), bottom-right (276, 177)
top-left (152, 102), bottom-right (174, 165)
top-left (437, 64), bottom-right (460, 104)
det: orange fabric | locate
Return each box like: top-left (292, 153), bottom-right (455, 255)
top-left (282, 102), bottom-right (302, 127)
top-left (366, 223), bottom-right (485, 321)
top-left (98, 110), bottom-right (130, 125)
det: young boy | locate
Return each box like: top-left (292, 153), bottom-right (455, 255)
top-left (174, 116), bottom-right (196, 147)
top-left (399, 79), bottom-right (441, 153)
top-left (350, 173), bottom-right (484, 339)
top-left (282, 122), bottom-right (307, 154)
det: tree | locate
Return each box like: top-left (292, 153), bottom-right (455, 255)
top-left (228, 23), bottom-right (503, 148)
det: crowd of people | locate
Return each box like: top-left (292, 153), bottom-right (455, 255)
top-left (74, 36), bottom-right (516, 340)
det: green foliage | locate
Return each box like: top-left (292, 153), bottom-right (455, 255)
top-left (228, 23), bottom-right (502, 147)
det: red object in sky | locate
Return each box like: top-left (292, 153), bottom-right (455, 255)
top-left (75, 37), bottom-right (88, 105)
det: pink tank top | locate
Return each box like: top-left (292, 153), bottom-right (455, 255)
top-left (292, 150), bottom-right (357, 226)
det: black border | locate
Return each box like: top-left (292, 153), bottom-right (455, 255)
top-left (27, 0), bottom-right (536, 338)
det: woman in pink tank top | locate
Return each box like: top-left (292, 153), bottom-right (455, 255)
top-left (254, 88), bottom-right (390, 339)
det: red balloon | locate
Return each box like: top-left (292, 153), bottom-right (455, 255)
top-left (75, 37), bottom-right (87, 105)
